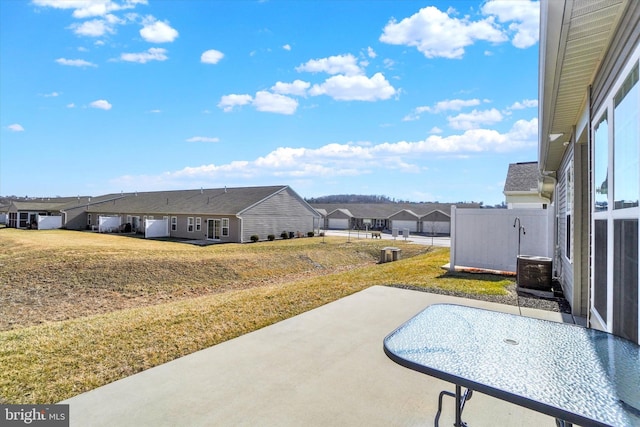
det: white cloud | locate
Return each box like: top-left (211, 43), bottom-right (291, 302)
top-left (148, 109), bottom-right (161, 113)
top-left (253, 91), bottom-right (298, 115)
top-left (509, 99), bottom-right (538, 110)
top-left (140, 17), bottom-right (178, 43)
top-left (217, 92), bottom-right (299, 115)
top-left (201, 49), bottom-right (224, 64)
top-left (309, 73), bottom-right (396, 101)
top-left (380, 6), bottom-right (507, 59)
top-left (90, 99), bottom-right (112, 110)
top-left (7, 124), bottom-right (24, 132)
top-left (111, 117), bottom-right (537, 190)
top-left (33, 0), bottom-right (147, 19)
top-left (447, 108), bottom-right (503, 130)
top-left (42, 92), bottom-right (61, 97)
top-left (69, 14), bottom-right (122, 37)
top-left (375, 118), bottom-right (537, 154)
top-left (367, 47), bottom-right (377, 58)
top-left (186, 136), bottom-right (220, 143)
top-left (218, 94), bottom-right (253, 112)
top-left (271, 80), bottom-right (310, 97)
top-left (119, 47), bottom-right (168, 63)
top-left (67, 103), bottom-right (76, 108)
top-left (418, 99), bottom-right (482, 115)
top-left (283, 44), bottom-right (291, 51)
top-left (482, 0), bottom-right (540, 48)
top-left (296, 54), bottom-right (362, 76)
top-left (55, 58), bottom-right (97, 67)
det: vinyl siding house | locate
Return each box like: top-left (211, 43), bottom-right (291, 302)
top-left (503, 161), bottom-right (549, 209)
top-left (83, 186), bottom-right (319, 243)
top-left (325, 209), bottom-right (354, 230)
top-left (388, 209), bottom-right (420, 233)
top-left (7, 201), bottom-right (65, 228)
top-left (312, 202), bottom-right (478, 235)
top-left (421, 210), bottom-right (451, 235)
top-left (5, 197), bottom-right (104, 229)
top-left (538, 0), bottom-right (639, 343)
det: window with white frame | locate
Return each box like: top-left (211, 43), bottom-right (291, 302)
top-left (171, 216), bottom-right (177, 231)
top-left (187, 217), bottom-right (194, 232)
top-left (222, 218), bottom-right (229, 236)
top-left (565, 160), bottom-right (573, 262)
top-left (196, 217), bottom-right (201, 231)
top-left (591, 49), bottom-right (639, 344)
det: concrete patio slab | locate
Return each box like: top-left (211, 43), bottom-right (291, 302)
top-left (62, 286), bottom-right (568, 426)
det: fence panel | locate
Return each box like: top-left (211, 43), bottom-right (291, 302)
top-left (450, 207), bottom-right (554, 273)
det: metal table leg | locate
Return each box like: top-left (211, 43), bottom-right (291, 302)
top-left (434, 385), bottom-right (473, 427)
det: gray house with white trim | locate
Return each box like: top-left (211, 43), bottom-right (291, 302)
top-left (4, 186), bottom-right (319, 244)
top-left (538, 0), bottom-right (639, 343)
top-left (312, 202), bottom-right (479, 234)
top-left (83, 186), bottom-right (319, 243)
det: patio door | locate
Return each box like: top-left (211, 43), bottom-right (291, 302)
top-left (207, 219), bottom-right (221, 240)
top-left (591, 53), bottom-right (639, 344)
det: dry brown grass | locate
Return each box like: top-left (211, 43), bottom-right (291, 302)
top-left (0, 228), bottom-right (512, 404)
top-left (0, 229), bottom-right (426, 331)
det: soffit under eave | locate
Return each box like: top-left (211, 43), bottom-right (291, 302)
top-left (539, 0), bottom-right (626, 173)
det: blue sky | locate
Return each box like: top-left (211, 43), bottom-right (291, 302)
top-left (0, 0), bottom-right (539, 205)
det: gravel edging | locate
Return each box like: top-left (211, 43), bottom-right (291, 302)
top-left (387, 281), bottom-right (572, 314)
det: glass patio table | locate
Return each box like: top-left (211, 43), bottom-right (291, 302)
top-left (383, 304), bottom-right (640, 427)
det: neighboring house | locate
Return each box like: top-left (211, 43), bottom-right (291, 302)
top-left (6, 199), bottom-right (73, 228)
top-left (311, 202), bottom-right (479, 235)
top-left (326, 209), bottom-right (354, 230)
top-left (0, 202), bottom-right (10, 224)
top-left (503, 161), bottom-right (549, 209)
top-left (388, 209), bottom-right (420, 233)
top-left (538, 0), bottom-right (639, 343)
top-left (83, 185), bottom-right (318, 243)
top-left (5, 196), bottom-right (129, 230)
top-left (421, 210), bottom-right (451, 235)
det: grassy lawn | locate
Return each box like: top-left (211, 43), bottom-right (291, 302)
top-left (0, 229), bottom-right (513, 404)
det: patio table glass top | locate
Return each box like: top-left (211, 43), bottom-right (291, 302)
top-left (383, 304), bottom-right (640, 427)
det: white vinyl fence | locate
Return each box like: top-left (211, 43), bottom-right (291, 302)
top-left (37, 215), bottom-right (62, 230)
top-left (145, 219), bottom-right (169, 239)
top-left (99, 216), bottom-right (122, 233)
top-left (450, 207), bottom-right (554, 273)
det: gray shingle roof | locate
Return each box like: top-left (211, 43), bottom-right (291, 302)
top-left (503, 162), bottom-right (539, 193)
top-left (86, 186), bottom-right (289, 215)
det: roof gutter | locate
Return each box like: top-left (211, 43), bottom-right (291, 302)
top-left (538, 0), bottom-right (568, 174)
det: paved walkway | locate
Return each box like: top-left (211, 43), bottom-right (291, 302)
top-left (323, 229), bottom-right (451, 247)
top-left (62, 286), bottom-right (573, 426)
